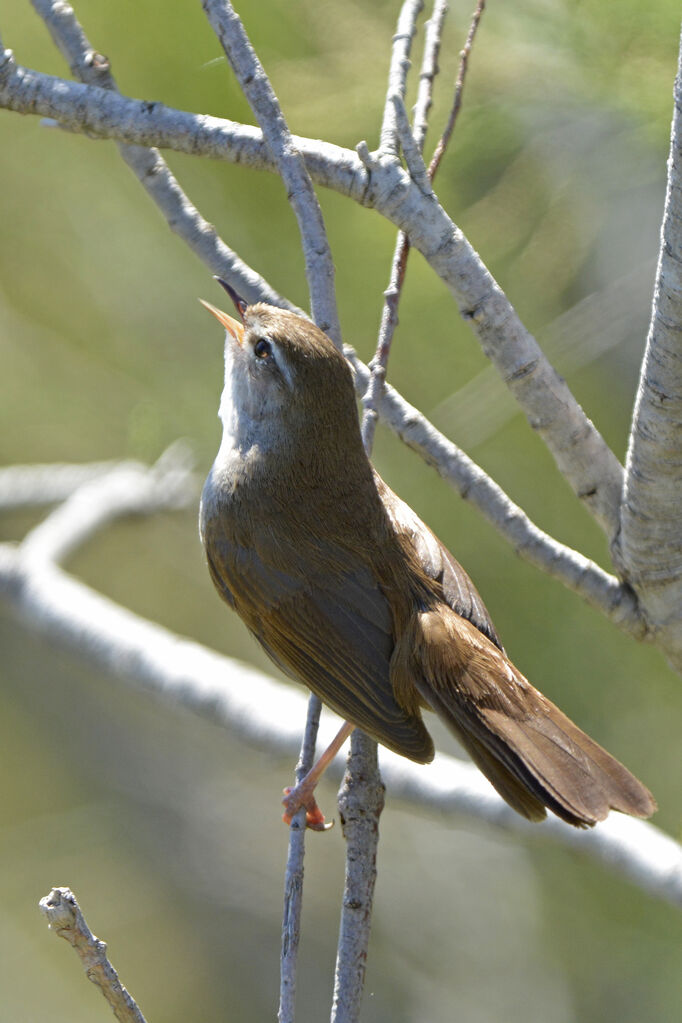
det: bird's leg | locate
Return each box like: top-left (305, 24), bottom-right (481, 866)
top-left (282, 720), bottom-right (356, 831)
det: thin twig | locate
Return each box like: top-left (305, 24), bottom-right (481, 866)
top-left (362, 0), bottom-right (483, 450)
top-left (30, 0), bottom-right (297, 311)
top-left (39, 887), bottom-right (148, 1023)
top-left (336, 7), bottom-right (449, 1012)
top-left (201, 0), bottom-right (340, 345)
top-left (390, 92), bottom-right (433, 193)
top-left (379, 0), bottom-right (424, 157)
top-left (279, 692), bottom-right (323, 1023)
top-left (411, 0), bottom-right (449, 152)
top-left (427, 0), bottom-right (486, 179)
top-left (330, 732), bottom-right (385, 1023)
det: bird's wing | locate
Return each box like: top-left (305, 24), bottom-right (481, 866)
top-left (375, 475), bottom-right (502, 649)
top-left (205, 534), bottom-right (435, 764)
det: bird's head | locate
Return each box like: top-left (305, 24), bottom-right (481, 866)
top-left (200, 279), bottom-right (359, 464)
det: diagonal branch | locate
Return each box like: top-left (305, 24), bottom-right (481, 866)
top-left (201, 0), bottom-right (340, 345)
top-left (427, 0), bottom-right (486, 180)
top-left (39, 887), bottom-right (148, 1023)
top-left (0, 48), bottom-right (624, 537)
top-left (349, 353), bottom-right (644, 636)
top-left (29, 0), bottom-right (294, 310)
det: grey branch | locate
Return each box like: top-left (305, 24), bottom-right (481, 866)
top-left (0, 460), bottom-right (679, 907)
top-left (279, 692), bottom-right (322, 1023)
top-left (201, 0), bottom-right (340, 345)
top-left (412, 0), bottom-right (449, 153)
top-left (349, 354), bottom-right (644, 637)
top-left (362, 0), bottom-right (460, 452)
top-left (21, 443), bottom-right (196, 566)
top-left (0, 47), bottom-right (624, 535)
top-left (0, 458), bottom-right (120, 508)
top-left (39, 887), bottom-right (148, 1023)
top-left (379, 0), bottom-right (423, 157)
top-left (619, 28), bottom-right (682, 668)
top-left (427, 0), bottom-right (486, 179)
top-left (330, 731), bottom-right (385, 1023)
top-left (30, 0), bottom-right (292, 309)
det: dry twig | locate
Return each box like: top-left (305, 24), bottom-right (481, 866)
top-left (39, 887), bottom-right (148, 1023)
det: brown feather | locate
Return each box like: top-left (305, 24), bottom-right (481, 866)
top-left (391, 606), bottom-right (656, 826)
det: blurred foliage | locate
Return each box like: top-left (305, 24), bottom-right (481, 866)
top-left (1, 1), bottom-right (681, 1021)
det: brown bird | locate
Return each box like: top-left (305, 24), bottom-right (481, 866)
top-left (199, 281), bottom-right (656, 830)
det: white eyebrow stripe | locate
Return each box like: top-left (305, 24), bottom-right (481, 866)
top-left (269, 340), bottom-right (294, 389)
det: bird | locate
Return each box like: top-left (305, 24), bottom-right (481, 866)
top-left (199, 279), bottom-right (656, 830)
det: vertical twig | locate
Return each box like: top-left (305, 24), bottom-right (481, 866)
top-left (349, 8), bottom-right (485, 1005)
top-left (201, 0), bottom-right (341, 345)
top-left (330, 733), bottom-right (385, 1023)
top-left (379, 0), bottom-right (424, 157)
top-left (331, 4), bottom-right (451, 1018)
top-left (427, 0), bottom-right (486, 180)
top-left (199, 5), bottom-right (344, 1018)
top-left (362, 0), bottom-right (486, 449)
top-left (279, 693), bottom-right (323, 1023)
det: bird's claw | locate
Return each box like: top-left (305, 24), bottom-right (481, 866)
top-left (282, 786), bottom-right (334, 832)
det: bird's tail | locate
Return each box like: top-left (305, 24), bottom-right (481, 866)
top-left (391, 606), bottom-right (656, 827)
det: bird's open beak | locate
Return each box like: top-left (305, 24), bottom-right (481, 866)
top-left (199, 300), bottom-right (244, 346)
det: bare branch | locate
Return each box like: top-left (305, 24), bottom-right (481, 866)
top-left (0, 524), bottom-right (676, 904)
top-left (21, 443), bottom-right (196, 566)
top-left (619, 28), bottom-right (682, 649)
top-left (0, 50), bottom-right (627, 535)
top-left (201, 0), bottom-right (340, 344)
top-left (39, 887), bottom-right (148, 1023)
top-left (427, 0), bottom-right (486, 180)
top-left (379, 0), bottom-right (423, 157)
top-left (279, 693), bottom-right (323, 1023)
top-left (412, 0), bottom-right (449, 152)
top-left (350, 353), bottom-right (644, 636)
top-left (0, 459), bottom-right (120, 508)
top-left (362, 0), bottom-right (449, 454)
top-left (30, 0), bottom-right (299, 310)
top-left (330, 731), bottom-right (385, 1023)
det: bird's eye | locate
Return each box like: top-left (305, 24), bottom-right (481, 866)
top-left (254, 338), bottom-right (271, 359)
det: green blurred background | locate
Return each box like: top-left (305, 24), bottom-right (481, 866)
top-left (1, 1), bottom-right (681, 1020)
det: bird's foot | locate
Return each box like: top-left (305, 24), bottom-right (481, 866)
top-left (282, 784), bottom-right (334, 832)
